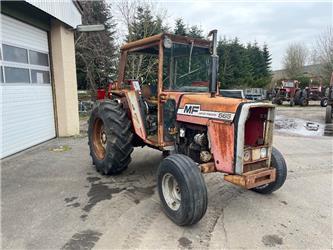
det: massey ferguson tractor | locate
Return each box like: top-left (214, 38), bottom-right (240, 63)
top-left (88, 30), bottom-right (287, 226)
top-left (272, 80), bottom-right (299, 106)
top-left (302, 82), bottom-right (328, 107)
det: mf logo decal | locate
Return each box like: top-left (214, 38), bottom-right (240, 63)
top-left (178, 104), bottom-right (235, 121)
top-left (183, 104), bottom-right (200, 114)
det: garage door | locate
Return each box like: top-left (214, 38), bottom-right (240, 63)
top-left (0, 14), bottom-right (56, 158)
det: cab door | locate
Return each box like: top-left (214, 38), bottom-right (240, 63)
top-left (157, 41), bottom-right (178, 147)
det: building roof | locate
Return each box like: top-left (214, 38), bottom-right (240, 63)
top-left (25, 0), bottom-right (82, 28)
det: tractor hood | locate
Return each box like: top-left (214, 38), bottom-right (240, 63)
top-left (177, 93), bottom-right (248, 123)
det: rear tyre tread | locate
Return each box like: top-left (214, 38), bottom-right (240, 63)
top-left (88, 100), bottom-right (133, 175)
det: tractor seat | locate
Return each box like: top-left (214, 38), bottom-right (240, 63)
top-left (141, 84), bottom-right (158, 109)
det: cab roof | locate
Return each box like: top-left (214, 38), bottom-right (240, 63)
top-left (121, 33), bottom-right (211, 51)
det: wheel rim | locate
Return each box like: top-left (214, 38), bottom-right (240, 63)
top-left (92, 118), bottom-right (107, 160)
top-left (162, 173), bottom-right (181, 211)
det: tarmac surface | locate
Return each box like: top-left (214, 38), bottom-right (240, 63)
top-left (1, 104), bottom-right (332, 249)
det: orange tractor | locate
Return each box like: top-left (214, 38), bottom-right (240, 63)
top-left (88, 30), bottom-right (287, 226)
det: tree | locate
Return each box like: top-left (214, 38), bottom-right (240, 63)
top-left (173, 18), bottom-right (203, 38)
top-left (75, 1), bottom-right (117, 92)
top-left (312, 27), bottom-right (333, 85)
top-left (217, 38), bottom-right (272, 89)
top-left (127, 6), bottom-right (167, 42)
top-left (174, 18), bottom-right (187, 36)
top-left (263, 44), bottom-right (272, 74)
top-left (188, 25), bottom-right (204, 39)
top-left (283, 43), bottom-right (308, 79)
top-left (218, 38), bottom-right (250, 88)
top-left (122, 4), bottom-right (168, 82)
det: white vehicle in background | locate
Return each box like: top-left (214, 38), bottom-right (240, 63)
top-left (245, 88), bottom-right (267, 101)
top-left (219, 89), bottom-right (245, 99)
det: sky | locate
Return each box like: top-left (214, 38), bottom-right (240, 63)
top-left (153, 0), bottom-right (333, 70)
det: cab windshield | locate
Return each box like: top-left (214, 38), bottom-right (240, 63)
top-left (283, 81), bottom-right (295, 88)
top-left (163, 43), bottom-right (210, 92)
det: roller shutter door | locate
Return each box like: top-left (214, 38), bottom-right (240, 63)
top-left (0, 14), bottom-right (56, 158)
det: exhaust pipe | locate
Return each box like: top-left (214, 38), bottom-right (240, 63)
top-left (208, 29), bottom-right (219, 96)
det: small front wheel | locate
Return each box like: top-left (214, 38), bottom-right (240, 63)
top-left (320, 98), bottom-right (328, 107)
top-left (325, 105), bottom-right (332, 123)
top-left (300, 97), bottom-right (308, 106)
top-left (251, 147), bottom-right (287, 194)
top-left (289, 99), bottom-right (295, 107)
top-left (157, 154), bottom-right (207, 226)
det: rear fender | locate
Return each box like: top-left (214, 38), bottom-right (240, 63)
top-left (124, 91), bottom-right (147, 140)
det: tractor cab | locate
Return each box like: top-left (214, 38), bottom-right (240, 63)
top-left (281, 80), bottom-right (298, 93)
top-left (114, 33), bottom-right (216, 146)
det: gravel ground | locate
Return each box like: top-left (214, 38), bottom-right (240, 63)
top-left (2, 104), bottom-right (332, 250)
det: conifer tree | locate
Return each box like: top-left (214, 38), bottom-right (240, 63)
top-left (75, 0), bottom-right (117, 91)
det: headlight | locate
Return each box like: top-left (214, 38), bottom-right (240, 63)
top-left (260, 147), bottom-right (267, 158)
top-left (244, 150), bottom-right (251, 162)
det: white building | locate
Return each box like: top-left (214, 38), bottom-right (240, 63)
top-left (0, 0), bottom-right (82, 158)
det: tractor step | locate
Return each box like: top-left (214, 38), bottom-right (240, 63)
top-left (224, 168), bottom-right (276, 189)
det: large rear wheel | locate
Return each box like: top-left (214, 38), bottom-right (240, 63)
top-left (88, 101), bottom-right (133, 175)
top-left (300, 97), bottom-right (308, 106)
top-left (157, 154), bottom-right (208, 226)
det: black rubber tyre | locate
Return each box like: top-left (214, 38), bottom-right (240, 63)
top-left (294, 90), bottom-right (301, 105)
top-left (162, 150), bottom-right (170, 158)
top-left (88, 100), bottom-right (133, 175)
top-left (300, 97), bottom-right (308, 106)
top-left (289, 99), bottom-right (295, 107)
top-left (325, 105), bottom-right (332, 124)
top-left (251, 147), bottom-right (287, 194)
top-left (273, 98), bottom-right (282, 105)
top-left (157, 154), bottom-right (208, 226)
top-left (320, 98), bottom-right (328, 107)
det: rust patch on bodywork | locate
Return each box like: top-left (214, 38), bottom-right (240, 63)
top-left (208, 120), bottom-right (235, 173)
top-left (177, 114), bottom-right (209, 125)
top-left (178, 93), bottom-right (244, 113)
top-left (200, 162), bottom-right (216, 173)
top-left (224, 168), bottom-right (276, 189)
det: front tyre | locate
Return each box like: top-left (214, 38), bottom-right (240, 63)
top-left (88, 101), bottom-right (133, 175)
top-left (300, 97), bottom-right (308, 106)
top-left (320, 98), bottom-right (328, 107)
top-left (251, 147), bottom-right (287, 194)
top-left (289, 99), bottom-right (295, 107)
top-left (325, 105), bottom-right (332, 123)
top-left (157, 154), bottom-right (207, 226)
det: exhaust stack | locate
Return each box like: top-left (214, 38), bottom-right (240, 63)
top-left (208, 29), bottom-right (219, 96)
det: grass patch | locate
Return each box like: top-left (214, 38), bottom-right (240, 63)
top-left (49, 145), bottom-right (72, 152)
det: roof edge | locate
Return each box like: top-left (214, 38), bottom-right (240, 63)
top-left (121, 33), bottom-right (211, 51)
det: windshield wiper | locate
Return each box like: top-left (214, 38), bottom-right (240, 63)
top-left (188, 40), bottom-right (194, 73)
top-left (178, 67), bottom-right (200, 79)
